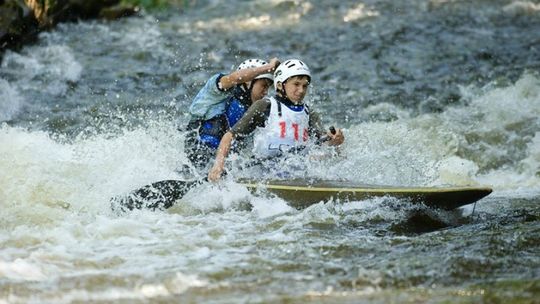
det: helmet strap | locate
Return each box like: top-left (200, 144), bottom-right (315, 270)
top-left (247, 80), bottom-right (255, 92)
top-left (276, 81), bottom-right (287, 98)
top-left (245, 81), bottom-right (255, 101)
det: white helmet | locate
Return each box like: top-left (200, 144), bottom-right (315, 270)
top-left (273, 59), bottom-right (311, 88)
top-left (237, 58), bottom-right (273, 81)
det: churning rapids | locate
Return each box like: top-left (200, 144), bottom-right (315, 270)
top-left (1, 0), bottom-right (539, 303)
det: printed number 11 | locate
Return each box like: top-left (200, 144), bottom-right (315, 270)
top-left (279, 122), bottom-right (308, 141)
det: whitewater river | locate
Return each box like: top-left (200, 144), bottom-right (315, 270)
top-left (1, 0), bottom-right (539, 302)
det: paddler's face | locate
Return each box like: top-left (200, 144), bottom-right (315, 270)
top-left (281, 75), bottom-right (310, 104)
top-left (250, 79), bottom-right (272, 103)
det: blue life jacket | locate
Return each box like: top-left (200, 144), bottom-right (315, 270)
top-left (196, 86), bottom-right (250, 149)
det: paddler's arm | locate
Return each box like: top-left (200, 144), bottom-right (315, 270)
top-left (309, 111), bottom-right (345, 146)
top-left (218, 58), bottom-right (280, 90)
top-left (208, 99), bottom-right (270, 182)
top-left (208, 131), bottom-right (234, 182)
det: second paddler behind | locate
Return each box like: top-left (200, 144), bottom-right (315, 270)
top-left (208, 59), bottom-right (345, 182)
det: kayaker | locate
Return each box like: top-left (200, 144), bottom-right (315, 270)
top-left (184, 58), bottom-right (280, 169)
top-left (208, 59), bottom-right (345, 182)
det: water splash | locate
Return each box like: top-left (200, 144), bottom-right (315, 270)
top-left (1, 45), bottom-right (82, 96)
top-left (0, 79), bottom-right (24, 122)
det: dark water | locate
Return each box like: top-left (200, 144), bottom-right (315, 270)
top-left (1, 0), bottom-right (539, 302)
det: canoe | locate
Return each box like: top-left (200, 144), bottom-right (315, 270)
top-left (112, 178), bottom-right (492, 211)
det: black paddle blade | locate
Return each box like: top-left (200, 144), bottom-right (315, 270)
top-left (110, 179), bottom-right (203, 212)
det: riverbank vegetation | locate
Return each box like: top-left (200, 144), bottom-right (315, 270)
top-left (0, 0), bottom-right (193, 60)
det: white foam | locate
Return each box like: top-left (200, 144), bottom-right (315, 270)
top-left (362, 102), bottom-right (411, 121)
top-left (503, 1), bottom-right (540, 15)
top-left (457, 73), bottom-right (540, 189)
top-left (0, 126), bottom-right (75, 227)
top-left (322, 120), bottom-right (444, 185)
top-left (343, 3), bottom-right (380, 22)
top-left (340, 197), bottom-right (408, 223)
top-left (314, 73), bottom-right (540, 190)
top-left (181, 181), bottom-right (253, 213)
top-left (1, 45), bottom-right (82, 96)
top-left (250, 195), bottom-right (295, 219)
top-left (433, 156), bottom-right (480, 186)
top-left (0, 121), bottom-right (186, 225)
top-left (7, 271), bottom-right (208, 302)
top-left (461, 73), bottom-right (540, 129)
top-left (0, 258), bottom-right (46, 281)
top-left (0, 79), bottom-right (24, 122)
